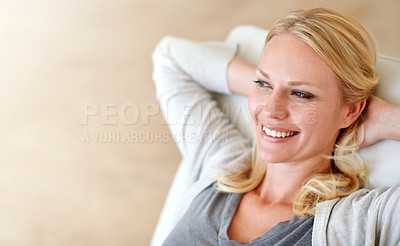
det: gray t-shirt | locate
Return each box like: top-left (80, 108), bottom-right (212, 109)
top-left (163, 184), bottom-right (313, 245)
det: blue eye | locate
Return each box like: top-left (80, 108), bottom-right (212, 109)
top-left (253, 80), bottom-right (271, 89)
top-left (293, 91), bottom-right (314, 99)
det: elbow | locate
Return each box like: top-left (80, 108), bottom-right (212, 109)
top-left (151, 35), bottom-right (179, 83)
top-left (152, 35), bottom-right (177, 59)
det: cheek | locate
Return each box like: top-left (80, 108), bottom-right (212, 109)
top-left (248, 90), bottom-right (262, 117)
top-left (289, 103), bottom-right (318, 125)
top-left (302, 105), bottom-right (343, 137)
top-left (248, 90), bottom-right (265, 136)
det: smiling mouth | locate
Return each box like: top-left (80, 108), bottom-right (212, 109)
top-left (262, 126), bottom-right (299, 138)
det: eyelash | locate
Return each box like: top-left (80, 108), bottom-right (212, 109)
top-left (253, 80), bottom-right (270, 88)
top-left (253, 80), bottom-right (315, 100)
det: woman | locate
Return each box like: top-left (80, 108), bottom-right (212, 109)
top-left (152, 8), bottom-right (400, 245)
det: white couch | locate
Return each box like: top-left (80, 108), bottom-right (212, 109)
top-left (151, 25), bottom-right (400, 246)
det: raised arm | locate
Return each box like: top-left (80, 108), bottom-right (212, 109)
top-left (359, 95), bottom-right (400, 148)
top-left (152, 36), bottom-right (252, 178)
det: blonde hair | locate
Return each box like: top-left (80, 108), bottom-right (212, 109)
top-left (216, 8), bottom-right (378, 217)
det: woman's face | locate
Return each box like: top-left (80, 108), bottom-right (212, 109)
top-left (248, 33), bottom-right (355, 165)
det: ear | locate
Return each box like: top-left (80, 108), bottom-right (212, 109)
top-left (341, 100), bottom-right (366, 128)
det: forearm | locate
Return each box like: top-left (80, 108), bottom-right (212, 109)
top-left (361, 96), bottom-right (400, 148)
top-left (382, 103), bottom-right (400, 142)
top-left (227, 57), bottom-right (257, 97)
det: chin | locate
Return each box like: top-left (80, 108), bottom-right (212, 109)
top-left (256, 145), bottom-right (289, 164)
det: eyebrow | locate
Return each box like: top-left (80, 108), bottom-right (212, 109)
top-left (256, 69), bottom-right (270, 79)
top-left (287, 81), bottom-right (314, 86)
top-left (256, 69), bottom-right (316, 87)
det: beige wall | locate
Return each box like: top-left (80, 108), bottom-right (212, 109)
top-left (1, 0), bottom-right (399, 245)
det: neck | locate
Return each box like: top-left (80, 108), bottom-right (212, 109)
top-left (255, 156), bottom-right (331, 205)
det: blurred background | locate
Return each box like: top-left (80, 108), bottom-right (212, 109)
top-left (0, 0), bottom-right (399, 245)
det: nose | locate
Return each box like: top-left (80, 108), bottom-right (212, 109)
top-left (263, 92), bottom-right (289, 121)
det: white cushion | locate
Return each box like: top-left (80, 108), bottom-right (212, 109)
top-left (222, 25), bottom-right (400, 189)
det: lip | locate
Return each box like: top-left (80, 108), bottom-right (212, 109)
top-left (260, 124), bottom-right (300, 143)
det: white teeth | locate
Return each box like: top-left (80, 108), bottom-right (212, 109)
top-left (262, 126), bottom-right (296, 138)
